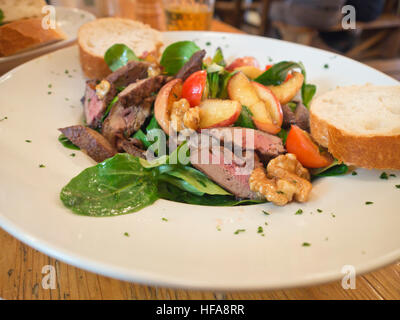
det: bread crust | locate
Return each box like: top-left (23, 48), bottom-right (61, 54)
top-left (310, 111), bottom-right (400, 169)
top-left (0, 18), bottom-right (65, 57)
top-left (78, 45), bottom-right (112, 80)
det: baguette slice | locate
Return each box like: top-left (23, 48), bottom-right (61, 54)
top-left (0, 17), bottom-right (66, 57)
top-left (310, 84), bottom-right (400, 169)
top-left (78, 17), bottom-right (163, 79)
top-left (0, 0), bottom-right (46, 23)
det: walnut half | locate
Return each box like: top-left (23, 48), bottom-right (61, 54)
top-left (249, 153), bottom-right (312, 206)
top-left (170, 98), bottom-right (200, 131)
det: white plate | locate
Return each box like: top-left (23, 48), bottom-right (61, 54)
top-left (0, 32), bottom-right (399, 290)
top-left (0, 7), bottom-right (95, 75)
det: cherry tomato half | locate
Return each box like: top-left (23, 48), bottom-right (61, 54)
top-left (286, 125), bottom-right (333, 168)
top-left (181, 70), bottom-right (207, 107)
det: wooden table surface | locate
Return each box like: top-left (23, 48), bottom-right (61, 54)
top-left (0, 19), bottom-right (399, 300)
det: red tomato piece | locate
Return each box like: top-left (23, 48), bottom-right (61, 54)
top-left (181, 70), bottom-right (207, 107)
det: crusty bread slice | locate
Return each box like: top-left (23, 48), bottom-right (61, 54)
top-left (0, 17), bottom-right (66, 57)
top-left (78, 17), bottom-right (163, 79)
top-left (310, 84), bottom-right (400, 169)
top-left (0, 0), bottom-right (46, 23)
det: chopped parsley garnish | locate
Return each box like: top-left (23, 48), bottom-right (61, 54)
top-left (352, 171), bottom-right (357, 176)
top-left (216, 226), bottom-right (221, 231)
top-left (70, 153), bottom-right (76, 157)
top-left (295, 209), bottom-right (303, 215)
top-left (264, 222), bottom-right (268, 226)
top-left (0, 116), bottom-right (7, 121)
top-left (317, 209), bottom-right (323, 213)
top-left (48, 91), bottom-right (52, 95)
top-left (257, 226), bottom-right (263, 234)
top-left (380, 172), bottom-right (388, 179)
top-left (331, 213), bottom-right (336, 218)
top-left (205, 41), bottom-right (211, 46)
top-left (161, 217), bottom-right (168, 222)
top-left (25, 140), bottom-right (31, 143)
top-left (234, 229), bottom-right (246, 235)
top-left (39, 164), bottom-right (45, 168)
top-left (65, 69), bottom-right (69, 74)
top-left (65, 98), bottom-right (69, 101)
top-left (48, 84), bottom-right (52, 88)
top-left (123, 232), bottom-right (130, 237)
top-left (396, 185), bottom-right (400, 189)
top-left (323, 64), bottom-right (329, 69)
top-left (390, 174), bottom-right (396, 177)
top-left (365, 201), bottom-right (373, 205)
top-left (262, 210), bottom-right (270, 215)
top-left (302, 242), bottom-right (311, 247)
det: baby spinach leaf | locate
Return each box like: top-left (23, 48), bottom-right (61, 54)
top-left (101, 96), bottom-right (118, 123)
top-left (58, 134), bottom-right (80, 150)
top-left (234, 106), bottom-right (255, 129)
top-left (60, 154), bottom-right (158, 217)
top-left (104, 44), bottom-right (139, 72)
top-left (160, 41), bottom-right (201, 75)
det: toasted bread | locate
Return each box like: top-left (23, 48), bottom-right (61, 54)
top-left (0, 17), bottom-right (66, 57)
top-left (310, 84), bottom-right (400, 169)
top-left (0, 0), bottom-right (46, 23)
top-left (78, 17), bottom-right (163, 79)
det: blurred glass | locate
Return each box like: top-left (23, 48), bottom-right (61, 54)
top-left (162, 0), bottom-right (215, 31)
top-left (49, 0), bottom-right (120, 17)
top-left (132, 0), bottom-right (164, 30)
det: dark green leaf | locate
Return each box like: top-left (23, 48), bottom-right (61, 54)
top-left (60, 154), bottom-right (158, 217)
top-left (234, 105), bottom-right (255, 129)
top-left (146, 115), bottom-right (161, 131)
top-left (101, 96), bottom-right (118, 123)
top-left (58, 134), bottom-right (80, 150)
top-left (311, 159), bottom-right (349, 177)
top-left (254, 61), bottom-right (300, 86)
top-left (218, 70), bottom-right (237, 99)
top-left (277, 128), bottom-right (288, 145)
top-left (104, 44), bottom-right (139, 72)
top-left (207, 72), bottom-right (220, 98)
top-left (302, 83), bottom-right (316, 108)
top-left (157, 182), bottom-right (265, 206)
top-left (160, 41), bottom-right (201, 75)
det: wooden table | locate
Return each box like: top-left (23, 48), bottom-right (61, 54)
top-left (0, 19), bottom-right (399, 301)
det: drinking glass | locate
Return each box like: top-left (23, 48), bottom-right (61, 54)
top-left (162, 0), bottom-right (215, 31)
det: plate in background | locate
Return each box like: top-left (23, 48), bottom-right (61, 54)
top-left (0, 32), bottom-right (399, 290)
top-left (0, 7), bottom-right (95, 75)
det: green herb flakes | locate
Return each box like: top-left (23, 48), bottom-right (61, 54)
top-left (234, 229), bottom-right (246, 235)
top-left (162, 217), bottom-right (168, 222)
top-left (380, 172), bottom-right (388, 179)
top-left (295, 209), bottom-right (303, 215)
top-left (396, 185), bottom-right (400, 189)
top-left (365, 201), bottom-right (373, 205)
top-left (25, 140), bottom-right (31, 143)
top-left (352, 171), bottom-right (357, 176)
top-left (257, 226), bottom-right (263, 234)
top-left (302, 242), bottom-right (311, 247)
top-left (123, 232), bottom-right (130, 237)
top-left (39, 164), bottom-right (45, 168)
top-left (317, 209), bottom-right (323, 213)
top-left (262, 210), bottom-right (270, 216)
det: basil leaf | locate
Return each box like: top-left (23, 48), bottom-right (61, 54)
top-left (212, 47), bottom-right (226, 67)
top-left (58, 134), bottom-right (80, 150)
top-left (254, 61), bottom-right (300, 86)
top-left (234, 105), bottom-right (255, 129)
top-left (160, 41), bottom-right (201, 75)
top-left (158, 175), bottom-right (204, 196)
top-left (60, 154), bottom-right (158, 217)
top-left (104, 44), bottom-right (139, 72)
top-left (158, 182), bottom-right (265, 206)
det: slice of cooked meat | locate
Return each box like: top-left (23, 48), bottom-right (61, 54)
top-left (282, 103), bottom-right (296, 128)
top-left (294, 102), bottom-right (310, 132)
top-left (191, 146), bottom-right (263, 199)
top-left (105, 60), bottom-right (150, 88)
top-left (118, 139), bottom-right (145, 159)
top-left (202, 127), bottom-right (285, 161)
top-left (82, 61), bottom-right (150, 128)
top-left (83, 80), bottom-right (107, 128)
top-left (175, 49), bottom-right (206, 81)
top-left (118, 75), bottom-right (166, 106)
top-left (59, 125), bottom-right (117, 162)
top-left (102, 76), bottom-right (166, 147)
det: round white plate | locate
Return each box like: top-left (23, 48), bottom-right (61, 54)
top-left (0, 7), bottom-right (95, 74)
top-left (0, 32), bottom-right (399, 290)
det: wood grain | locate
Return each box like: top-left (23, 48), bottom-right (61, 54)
top-left (0, 17), bottom-right (399, 300)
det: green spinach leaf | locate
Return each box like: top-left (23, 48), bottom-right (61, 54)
top-left (58, 134), bottom-right (80, 150)
top-left (311, 159), bottom-right (349, 177)
top-left (254, 61), bottom-right (300, 86)
top-left (104, 44), bottom-right (139, 72)
top-left (101, 96), bottom-right (118, 123)
top-left (212, 47), bottom-right (226, 67)
top-left (60, 154), bottom-right (158, 217)
top-left (160, 41), bottom-right (201, 75)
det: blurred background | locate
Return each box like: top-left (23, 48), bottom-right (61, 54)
top-left (47, 0), bottom-right (400, 80)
